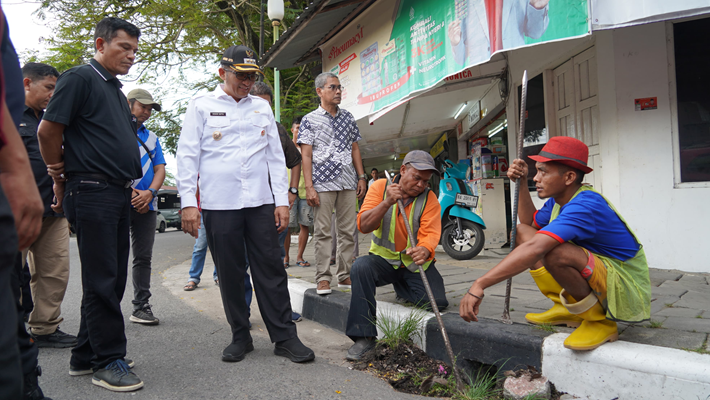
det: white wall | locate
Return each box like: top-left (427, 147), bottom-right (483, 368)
top-left (607, 22), bottom-right (709, 273)
top-left (505, 23), bottom-right (709, 273)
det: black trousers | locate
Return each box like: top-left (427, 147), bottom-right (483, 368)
top-left (11, 253), bottom-right (38, 376)
top-left (204, 205), bottom-right (296, 344)
top-left (345, 255), bottom-right (449, 340)
top-left (64, 178), bottom-right (132, 369)
top-left (0, 187), bottom-right (23, 399)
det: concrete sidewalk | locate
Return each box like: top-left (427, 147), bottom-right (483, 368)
top-left (198, 232), bottom-right (710, 399)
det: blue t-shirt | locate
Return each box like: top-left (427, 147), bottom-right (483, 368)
top-left (134, 125), bottom-right (166, 211)
top-left (534, 190), bottom-right (639, 261)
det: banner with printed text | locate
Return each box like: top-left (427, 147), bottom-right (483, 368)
top-left (321, 0), bottom-right (589, 122)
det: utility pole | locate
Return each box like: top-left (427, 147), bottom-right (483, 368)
top-left (268, 0), bottom-right (284, 123)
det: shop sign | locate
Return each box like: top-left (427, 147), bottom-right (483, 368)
top-left (430, 134), bottom-right (447, 158)
top-left (468, 101), bottom-right (481, 128)
top-left (321, 0), bottom-right (590, 122)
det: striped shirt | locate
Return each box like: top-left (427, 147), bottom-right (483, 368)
top-left (132, 125), bottom-right (166, 210)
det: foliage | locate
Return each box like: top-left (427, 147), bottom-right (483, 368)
top-left (533, 323), bottom-right (558, 333)
top-left (648, 319), bottom-right (664, 329)
top-left (163, 169), bottom-right (177, 187)
top-left (451, 365), bottom-right (500, 400)
top-left (371, 307), bottom-right (428, 349)
top-left (28, 0), bottom-right (320, 154)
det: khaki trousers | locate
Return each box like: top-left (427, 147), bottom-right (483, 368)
top-left (313, 190), bottom-right (356, 283)
top-left (22, 217), bottom-right (70, 335)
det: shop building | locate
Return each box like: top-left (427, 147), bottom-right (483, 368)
top-left (263, 0), bottom-right (710, 273)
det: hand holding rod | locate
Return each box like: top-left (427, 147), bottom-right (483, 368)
top-left (384, 170), bottom-right (465, 392)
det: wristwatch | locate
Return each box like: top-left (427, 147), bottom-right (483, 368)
top-left (148, 188), bottom-right (157, 198)
top-left (358, 174), bottom-right (367, 181)
top-left (289, 187), bottom-right (298, 195)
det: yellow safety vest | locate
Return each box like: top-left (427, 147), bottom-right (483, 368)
top-left (369, 181), bottom-right (432, 272)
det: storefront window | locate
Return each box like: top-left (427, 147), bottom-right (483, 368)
top-left (518, 73), bottom-right (546, 190)
top-left (674, 18), bottom-right (710, 183)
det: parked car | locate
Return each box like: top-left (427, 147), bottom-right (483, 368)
top-left (157, 189), bottom-right (181, 230)
top-left (156, 211), bottom-right (167, 233)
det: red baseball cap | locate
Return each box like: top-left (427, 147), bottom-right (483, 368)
top-left (528, 136), bottom-right (593, 174)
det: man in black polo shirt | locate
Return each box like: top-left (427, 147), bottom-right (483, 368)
top-left (38, 17), bottom-right (144, 392)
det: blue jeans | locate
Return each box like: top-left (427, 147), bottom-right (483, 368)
top-left (187, 217), bottom-right (217, 284)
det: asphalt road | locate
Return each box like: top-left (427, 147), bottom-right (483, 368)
top-left (37, 228), bottom-right (417, 400)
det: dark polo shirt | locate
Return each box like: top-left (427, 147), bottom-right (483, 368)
top-left (43, 59), bottom-right (142, 181)
top-left (20, 106), bottom-right (57, 217)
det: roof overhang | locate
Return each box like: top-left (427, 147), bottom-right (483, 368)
top-left (261, 0), bottom-right (376, 70)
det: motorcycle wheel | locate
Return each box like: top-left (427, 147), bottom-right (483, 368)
top-left (442, 219), bottom-right (485, 260)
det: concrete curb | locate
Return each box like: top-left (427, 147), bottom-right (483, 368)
top-left (287, 277), bottom-right (710, 400)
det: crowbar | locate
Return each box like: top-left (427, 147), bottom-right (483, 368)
top-left (502, 70), bottom-right (529, 324)
top-left (384, 170), bottom-right (465, 392)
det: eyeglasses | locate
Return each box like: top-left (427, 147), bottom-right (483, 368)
top-left (232, 71), bottom-right (259, 82)
top-left (326, 84), bottom-right (343, 91)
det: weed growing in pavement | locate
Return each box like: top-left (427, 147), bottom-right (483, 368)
top-left (664, 303), bottom-right (675, 308)
top-left (534, 323), bottom-right (558, 333)
top-left (371, 306), bottom-right (427, 348)
top-left (681, 347), bottom-right (709, 355)
top-left (648, 320), bottom-right (664, 328)
top-left (696, 315), bottom-right (703, 319)
top-left (451, 364), bottom-right (500, 400)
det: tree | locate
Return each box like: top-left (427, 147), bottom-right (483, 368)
top-left (29, 0), bottom-right (319, 153)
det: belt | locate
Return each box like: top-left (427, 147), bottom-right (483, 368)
top-left (67, 173), bottom-right (133, 188)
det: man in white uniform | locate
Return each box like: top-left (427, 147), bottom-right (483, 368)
top-left (176, 45), bottom-right (314, 364)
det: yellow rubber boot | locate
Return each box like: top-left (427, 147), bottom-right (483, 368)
top-left (560, 289), bottom-right (619, 351)
top-left (525, 267), bottom-right (583, 328)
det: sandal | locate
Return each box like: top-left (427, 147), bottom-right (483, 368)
top-left (296, 260), bottom-right (311, 267)
top-left (183, 282), bottom-right (198, 291)
top-left (284, 261), bottom-right (290, 269)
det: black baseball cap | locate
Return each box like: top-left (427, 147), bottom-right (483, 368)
top-left (403, 150), bottom-right (440, 177)
top-left (221, 45), bottom-right (263, 75)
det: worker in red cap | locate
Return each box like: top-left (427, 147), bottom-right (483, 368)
top-left (460, 136), bottom-right (651, 351)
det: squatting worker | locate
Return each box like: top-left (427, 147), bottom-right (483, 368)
top-left (176, 45), bottom-right (314, 364)
top-left (38, 17), bottom-right (145, 392)
top-left (345, 151), bottom-right (447, 361)
top-left (460, 137), bottom-right (651, 351)
top-left (298, 72), bottom-right (367, 295)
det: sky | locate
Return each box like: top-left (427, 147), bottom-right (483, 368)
top-left (4, 0), bottom-right (179, 176)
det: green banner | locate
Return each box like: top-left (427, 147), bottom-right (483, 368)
top-left (320, 0), bottom-right (589, 121)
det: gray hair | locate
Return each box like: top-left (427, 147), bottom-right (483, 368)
top-left (315, 72), bottom-right (338, 89)
top-left (250, 81), bottom-right (273, 101)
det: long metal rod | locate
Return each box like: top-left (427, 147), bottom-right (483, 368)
top-left (384, 171), bottom-right (465, 393)
top-left (502, 70), bottom-right (528, 323)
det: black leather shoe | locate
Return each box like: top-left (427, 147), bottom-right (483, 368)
top-left (274, 337), bottom-right (315, 363)
top-left (346, 337), bottom-right (377, 361)
top-left (24, 366), bottom-right (52, 400)
top-left (222, 341), bottom-right (254, 362)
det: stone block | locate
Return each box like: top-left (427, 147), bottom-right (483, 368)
top-left (663, 316), bottom-right (710, 333)
top-left (674, 289), bottom-right (710, 309)
top-left (650, 297), bottom-right (680, 314)
top-left (654, 307), bottom-right (703, 318)
top-left (503, 374), bottom-right (550, 400)
top-left (648, 269), bottom-right (683, 287)
top-left (651, 285), bottom-right (687, 298)
top-left (619, 326), bottom-right (707, 349)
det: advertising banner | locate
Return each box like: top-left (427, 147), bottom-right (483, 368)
top-left (321, 0), bottom-right (590, 122)
top-left (591, 0), bottom-right (710, 29)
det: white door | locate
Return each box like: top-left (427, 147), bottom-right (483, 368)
top-left (551, 47), bottom-right (602, 192)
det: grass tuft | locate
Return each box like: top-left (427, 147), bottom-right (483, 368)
top-left (451, 365), bottom-right (500, 400)
top-left (648, 319), bottom-right (664, 329)
top-left (534, 323), bottom-right (558, 333)
top-left (371, 306), bottom-right (428, 348)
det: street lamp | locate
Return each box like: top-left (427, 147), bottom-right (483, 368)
top-left (268, 0), bottom-right (284, 123)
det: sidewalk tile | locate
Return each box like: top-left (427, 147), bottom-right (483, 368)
top-left (619, 326), bottom-right (707, 349)
top-left (655, 307), bottom-right (703, 318)
top-left (662, 316), bottom-right (710, 333)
